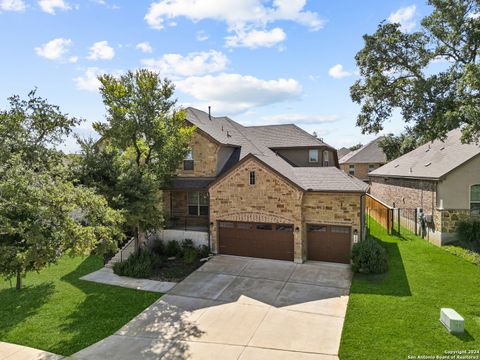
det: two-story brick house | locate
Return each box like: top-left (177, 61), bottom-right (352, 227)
top-left (161, 108), bottom-right (369, 264)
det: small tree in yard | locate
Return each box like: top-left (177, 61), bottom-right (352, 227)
top-left (0, 90), bottom-right (124, 289)
top-left (86, 69), bottom-right (194, 248)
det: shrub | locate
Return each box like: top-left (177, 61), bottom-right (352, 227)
top-left (113, 249), bottom-right (159, 278)
top-left (181, 239), bottom-right (194, 251)
top-left (183, 247), bottom-right (198, 264)
top-left (457, 219), bottom-right (480, 244)
top-left (165, 240), bottom-right (182, 257)
top-left (444, 245), bottom-right (480, 266)
top-left (351, 238), bottom-right (389, 274)
top-left (198, 245), bottom-right (210, 259)
top-left (150, 240), bottom-right (165, 256)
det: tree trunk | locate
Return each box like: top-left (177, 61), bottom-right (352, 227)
top-left (135, 225), bottom-right (147, 250)
top-left (16, 271), bottom-right (21, 290)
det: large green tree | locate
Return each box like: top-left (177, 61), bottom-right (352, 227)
top-left (351, 0), bottom-right (480, 143)
top-left (378, 129), bottom-right (426, 161)
top-left (84, 69), bottom-right (194, 247)
top-left (0, 90), bottom-right (124, 289)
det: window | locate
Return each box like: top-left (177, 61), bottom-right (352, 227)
top-left (188, 191), bottom-right (208, 216)
top-left (307, 224), bottom-right (327, 232)
top-left (183, 150), bottom-right (194, 171)
top-left (237, 223), bottom-right (252, 230)
top-left (256, 223), bottom-right (273, 230)
top-left (249, 171), bottom-right (256, 185)
top-left (323, 150), bottom-right (329, 166)
top-left (219, 221), bottom-right (234, 228)
top-left (276, 224), bottom-right (293, 232)
top-left (368, 164), bottom-right (375, 173)
top-left (331, 226), bottom-right (350, 234)
top-left (471, 185), bottom-right (480, 215)
top-left (309, 149), bottom-right (319, 163)
top-left (349, 164), bottom-right (355, 175)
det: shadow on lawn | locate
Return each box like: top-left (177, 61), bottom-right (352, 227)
top-left (55, 256), bottom-right (202, 358)
top-left (351, 231), bottom-right (412, 297)
top-left (0, 282), bottom-right (55, 339)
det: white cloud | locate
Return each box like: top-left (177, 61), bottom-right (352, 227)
top-left (136, 41), bottom-right (153, 53)
top-left (259, 113), bottom-right (339, 125)
top-left (68, 55), bottom-right (78, 63)
top-left (35, 38), bottom-right (72, 60)
top-left (388, 5), bottom-right (417, 32)
top-left (38, 0), bottom-right (71, 14)
top-left (87, 41), bottom-right (115, 60)
top-left (176, 73), bottom-right (302, 114)
top-left (328, 64), bottom-right (352, 79)
top-left (0, 0), bottom-right (26, 12)
top-left (196, 30), bottom-right (208, 41)
top-left (73, 67), bottom-right (104, 92)
top-left (142, 50), bottom-right (228, 77)
top-left (145, 0), bottom-right (323, 47)
top-left (226, 27), bottom-right (286, 48)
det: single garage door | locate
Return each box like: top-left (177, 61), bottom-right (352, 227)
top-left (218, 221), bottom-right (294, 261)
top-left (307, 224), bottom-right (351, 264)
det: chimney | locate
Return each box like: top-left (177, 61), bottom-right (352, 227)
top-left (208, 106), bottom-right (211, 120)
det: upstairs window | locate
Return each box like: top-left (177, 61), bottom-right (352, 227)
top-left (249, 171), bottom-right (256, 185)
top-left (471, 185), bottom-right (480, 215)
top-left (183, 150), bottom-right (194, 171)
top-left (323, 150), bottom-right (329, 166)
top-left (188, 191), bottom-right (208, 216)
top-left (349, 164), bottom-right (355, 175)
top-left (368, 164), bottom-right (375, 172)
top-left (309, 149), bottom-right (319, 163)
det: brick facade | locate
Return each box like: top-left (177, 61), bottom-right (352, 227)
top-left (209, 157), bottom-right (364, 262)
top-left (341, 163), bottom-right (382, 180)
top-left (177, 131), bottom-right (219, 177)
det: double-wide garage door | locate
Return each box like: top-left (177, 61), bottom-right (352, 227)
top-left (307, 224), bottom-right (351, 264)
top-left (218, 221), bottom-right (294, 261)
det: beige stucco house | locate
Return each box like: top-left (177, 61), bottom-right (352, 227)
top-left (369, 129), bottom-right (480, 245)
top-left (161, 108), bottom-right (369, 264)
top-left (339, 138), bottom-right (387, 181)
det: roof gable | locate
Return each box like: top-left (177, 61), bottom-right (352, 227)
top-left (339, 137), bottom-right (387, 164)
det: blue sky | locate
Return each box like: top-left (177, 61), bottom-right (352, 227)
top-left (0, 0), bottom-right (432, 152)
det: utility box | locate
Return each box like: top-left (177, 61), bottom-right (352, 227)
top-left (440, 308), bottom-right (464, 334)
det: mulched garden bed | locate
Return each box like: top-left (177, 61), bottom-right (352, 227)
top-left (148, 256), bottom-right (205, 282)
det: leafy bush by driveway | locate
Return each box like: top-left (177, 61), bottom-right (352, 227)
top-left (351, 238), bottom-right (388, 274)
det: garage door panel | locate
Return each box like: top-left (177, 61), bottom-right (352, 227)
top-left (219, 221), bottom-right (294, 261)
top-left (307, 224), bottom-right (351, 264)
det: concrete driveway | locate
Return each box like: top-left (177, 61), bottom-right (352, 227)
top-left (73, 255), bottom-right (352, 360)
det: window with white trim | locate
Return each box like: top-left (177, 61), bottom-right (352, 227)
top-left (349, 164), bottom-right (355, 175)
top-left (471, 185), bottom-right (480, 215)
top-left (249, 171), bottom-right (256, 185)
top-left (323, 150), bottom-right (329, 166)
top-left (368, 164), bottom-right (375, 172)
top-left (183, 149), bottom-right (194, 171)
top-left (309, 149), bottom-right (319, 163)
top-left (188, 191), bottom-right (208, 216)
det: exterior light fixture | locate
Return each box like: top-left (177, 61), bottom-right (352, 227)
top-left (295, 226), bottom-right (300, 232)
top-left (353, 229), bottom-right (359, 243)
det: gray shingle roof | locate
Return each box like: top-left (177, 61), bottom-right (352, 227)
top-left (186, 107), bottom-right (368, 193)
top-left (339, 137), bottom-right (387, 164)
top-left (169, 178), bottom-right (215, 189)
top-left (370, 128), bottom-right (480, 180)
top-left (337, 147), bottom-right (351, 159)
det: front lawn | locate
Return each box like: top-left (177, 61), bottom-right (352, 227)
top-left (0, 256), bottom-right (161, 356)
top-left (340, 220), bottom-right (480, 359)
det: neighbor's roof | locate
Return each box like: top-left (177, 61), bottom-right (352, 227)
top-left (293, 167), bottom-right (370, 192)
top-left (185, 107), bottom-right (368, 193)
top-left (168, 178), bottom-right (215, 190)
top-left (339, 137), bottom-right (387, 164)
top-left (337, 147), bottom-right (351, 159)
top-left (369, 128), bottom-right (480, 180)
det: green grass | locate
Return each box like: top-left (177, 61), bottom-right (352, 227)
top-left (0, 256), bottom-right (161, 356)
top-left (339, 220), bottom-right (480, 359)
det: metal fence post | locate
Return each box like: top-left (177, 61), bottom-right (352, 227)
top-left (414, 208), bottom-right (418, 235)
top-left (398, 208), bottom-right (401, 235)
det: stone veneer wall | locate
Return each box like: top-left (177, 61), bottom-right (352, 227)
top-left (177, 131), bottom-right (219, 177)
top-left (209, 158), bottom-right (304, 261)
top-left (340, 163), bottom-right (382, 181)
top-left (441, 209), bottom-right (472, 235)
top-left (209, 157), bottom-right (364, 262)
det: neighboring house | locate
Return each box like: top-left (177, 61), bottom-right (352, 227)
top-left (337, 147), bottom-right (351, 159)
top-left (339, 138), bottom-right (387, 181)
top-left (369, 128), bottom-right (480, 245)
top-left (161, 107), bottom-right (369, 264)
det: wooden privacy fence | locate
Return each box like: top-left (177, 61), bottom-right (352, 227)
top-left (365, 194), bottom-right (393, 233)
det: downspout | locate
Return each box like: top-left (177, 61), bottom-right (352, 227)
top-left (207, 190), bottom-right (211, 253)
top-left (360, 192), bottom-right (366, 241)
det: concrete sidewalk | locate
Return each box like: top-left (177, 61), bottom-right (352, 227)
top-left (80, 267), bottom-right (176, 293)
top-left (0, 342), bottom-right (63, 360)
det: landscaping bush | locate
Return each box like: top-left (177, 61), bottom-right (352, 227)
top-left (165, 240), bottom-right (182, 257)
top-left (198, 245), bottom-right (210, 259)
top-left (183, 247), bottom-right (198, 264)
top-left (457, 219), bottom-right (480, 244)
top-left (181, 239), bottom-right (195, 251)
top-left (113, 249), bottom-right (160, 278)
top-left (351, 238), bottom-right (389, 274)
top-left (150, 240), bottom-right (165, 256)
top-left (444, 245), bottom-right (480, 266)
